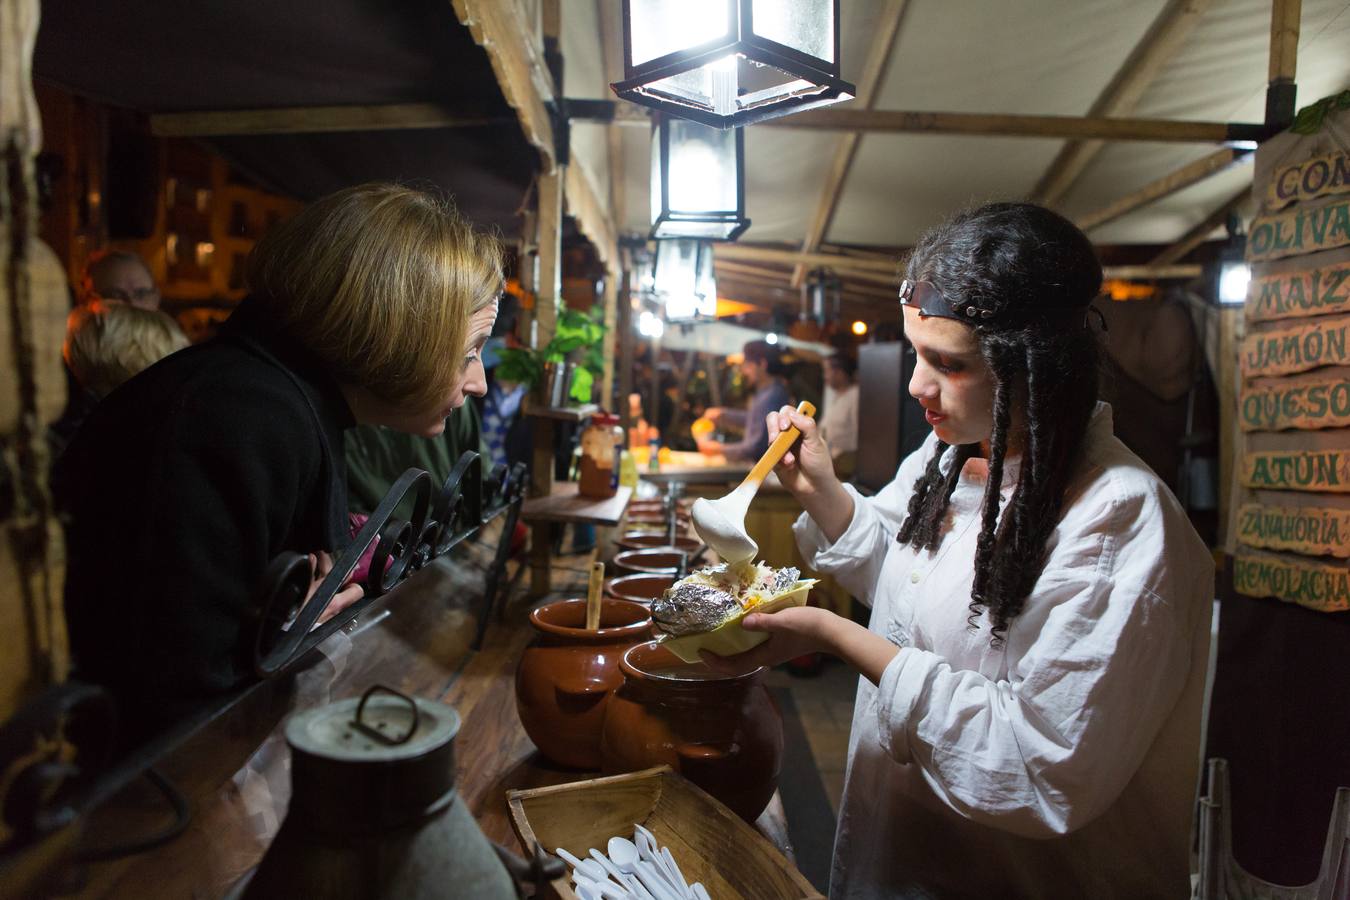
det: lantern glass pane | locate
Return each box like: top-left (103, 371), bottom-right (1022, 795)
top-left (752, 0), bottom-right (834, 62)
top-left (629, 0), bottom-right (732, 66)
top-left (667, 119), bottom-right (736, 214)
top-left (654, 239), bottom-right (699, 294)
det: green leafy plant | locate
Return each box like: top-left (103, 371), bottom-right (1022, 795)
top-left (494, 305), bottom-right (607, 404)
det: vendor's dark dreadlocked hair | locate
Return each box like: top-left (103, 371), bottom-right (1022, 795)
top-left (895, 202), bottom-right (1103, 646)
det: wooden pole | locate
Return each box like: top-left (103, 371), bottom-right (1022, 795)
top-left (150, 104), bottom-right (507, 137)
top-left (617, 249), bottom-right (635, 432)
top-left (600, 266), bottom-right (619, 410)
top-left (1265, 0), bottom-right (1301, 129)
top-left (1074, 148), bottom-right (1249, 232)
top-left (791, 0), bottom-right (908, 288)
top-left (714, 243), bottom-right (898, 276)
top-left (761, 108), bottom-right (1250, 144)
top-left (535, 169), bottom-right (563, 348)
top-left (1030, 0), bottom-right (1215, 207)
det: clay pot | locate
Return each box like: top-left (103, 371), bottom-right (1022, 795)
top-left (613, 548), bottom-right (695, 576)
top-left (515, 598), bottom-right (652, 769)
top-left (614, 533), bottom-right (704, 556)
top-left (600, 641), bottom-right (784, 821)
top-left (604, 573), bottom-right (675, 605)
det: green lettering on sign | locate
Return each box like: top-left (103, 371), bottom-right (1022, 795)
top-left (1242, 449), bottom-right (1350, 492)
top-left (1241, 315), bottom-right (1350, 377)
top-left (1233, 549), bottom-right (1350, 612)
top-left (1236, 503), bottom-right (1350, 557)
top-left (1240, 378), bottom-right (1350, 431)
top-left (1247, 198), bottom-right (1350, 262)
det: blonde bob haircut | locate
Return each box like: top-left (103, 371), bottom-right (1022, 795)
top-left (245, 183), bottom-right (503, 413)
top-left (64, 302), bottom-right (189, 399)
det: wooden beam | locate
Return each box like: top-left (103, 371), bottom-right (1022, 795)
top-left (791, 0), bottom-right (909, 288)
top-left (760, 107), bottom-right (1249, 143)
top-left (536, 169), bottom-right (564, 346)
top-left (452, 0), bottom-right (557, 170)
top-left (564, 162), bottom-right (618, 271)
top-left (1031, 0), bottom-right (1214, 207)
top-left (1101, 264), bottom-right (1202, 280)
top-left (1075, 148), bottom-right (1249, 232)
top-left (714, 243), bottom-right (898, 276)
top-left (1150, 187), bottom-right (1250, 266)
top-left (597, 0), bottom-right (628, 232)
top-left (149, 104), bottom-right (506, 138)
top-left (1269, 0), bottom-right (1301, 83)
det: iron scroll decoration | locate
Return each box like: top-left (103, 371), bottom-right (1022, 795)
top-left (250, 450), bottom-right (529, 677)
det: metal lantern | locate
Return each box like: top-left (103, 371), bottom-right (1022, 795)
top-left (652, 239), bottom-right (717, 322)
top-left (651, 115), bottom-right (749, 241)
top-left (613, 0), bottom-right (855, 129)
top-left (802, 267), bottom-right (841, 324)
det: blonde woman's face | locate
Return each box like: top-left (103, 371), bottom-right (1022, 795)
top-left (348, 299), bottom-right (498, 438)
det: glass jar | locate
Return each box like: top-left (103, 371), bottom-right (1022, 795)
top-left (578, 413), bottom-right (623, 499)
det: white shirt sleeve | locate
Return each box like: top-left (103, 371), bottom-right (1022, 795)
top-left (870, 486), bottom-right (1209, 838)
top-left (793, 432), bottom-right (939, 606)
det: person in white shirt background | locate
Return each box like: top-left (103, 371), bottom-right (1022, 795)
top-left (818, 352), bottom-right (859, 466)
top-left (703, 202), bottom-right (1213, 898)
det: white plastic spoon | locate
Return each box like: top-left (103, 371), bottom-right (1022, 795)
top-left (691, 401), bottom-right (816, 564)
top-left (632, 829), bottom-right (679, 891)
top-left (556, 848), bottom-right (620, 889)
top-left (660, 847), bottom-right (694, 900)
top-left (603, 840), bottom-right (682, 900)
top-left (692, 883), bottom-right (711, 900)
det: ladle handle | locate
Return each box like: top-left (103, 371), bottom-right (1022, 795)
top-left (743, 401), bottom-right (816, 487)
top-left (585, 561), bottom-right (605, 630)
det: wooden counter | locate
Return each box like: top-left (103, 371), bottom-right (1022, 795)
top-left (64, 536), bottom-right (793, 898)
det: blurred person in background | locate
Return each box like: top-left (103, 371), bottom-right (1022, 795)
top-left (698, 339), bottom-right (790, 462)
top-left (80, 249), bottom-right (162, 310)
top-left (818, 352), bottom-right (859, 475)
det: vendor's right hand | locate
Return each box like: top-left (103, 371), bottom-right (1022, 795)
top-left (703, 406), bottom-right (725, 423)
top-left (767, 404), bottom-right (836, 497)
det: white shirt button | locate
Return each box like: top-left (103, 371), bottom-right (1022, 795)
top-left (910, 571), bottom-right (921, 584)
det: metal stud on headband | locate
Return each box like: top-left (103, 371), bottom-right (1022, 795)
top-left (898, 279), bottom-right (993, 323)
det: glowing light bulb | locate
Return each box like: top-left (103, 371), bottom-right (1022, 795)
top-left (851, 320), bottom-right (868, 336)
top-left (765, 332), bottom-right (779, 345)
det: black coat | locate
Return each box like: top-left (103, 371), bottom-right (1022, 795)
top-left (59, 299), bottom-right (353, 739)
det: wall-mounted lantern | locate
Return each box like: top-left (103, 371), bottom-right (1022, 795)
top-left (651, 116), bottom-right (749, 241)
top-left (613, 0), bottom-right (855, 129)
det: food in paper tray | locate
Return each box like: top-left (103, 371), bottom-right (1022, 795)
top-left (651, 560), bottom-right (816, 663)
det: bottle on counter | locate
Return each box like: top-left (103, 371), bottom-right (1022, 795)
top-left (578, 412), bottom-right (624, 499)
top-left (646, 434), bottom-right (660, 473)
top-left (618, 448), bottom-right (639, 489)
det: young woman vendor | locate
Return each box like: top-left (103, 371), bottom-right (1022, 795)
top-left (707, 203), bottom-right (1213, 898)
top-left (60, 183), bottom-right (503, 741)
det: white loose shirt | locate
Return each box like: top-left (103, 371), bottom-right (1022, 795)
top-left (794, 403), bottom-right (1212, 898)
top-left (820, 382), bottom-right (859, 458)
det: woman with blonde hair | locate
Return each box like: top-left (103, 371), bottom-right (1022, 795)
top-left (60, 183), bottom-right (503, 739)
top-left (63, 301), bottom-right (189, 400)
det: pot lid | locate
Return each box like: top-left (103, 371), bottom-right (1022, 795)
top-left (285, 685), bottom-right (461, 763)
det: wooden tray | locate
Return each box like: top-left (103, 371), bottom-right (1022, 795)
top-left (507, 766), bottom-right (823, 900)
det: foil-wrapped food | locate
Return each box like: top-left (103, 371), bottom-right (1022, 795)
top-left (652, 561), bottom-right (816, 662)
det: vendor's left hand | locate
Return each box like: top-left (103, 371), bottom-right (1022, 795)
top-left (699, 606), bottom-right (840, 674)
top-left (696, 438), bottom-right (723, 456)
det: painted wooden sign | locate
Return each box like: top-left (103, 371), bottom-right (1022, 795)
top-left (1233, 549), bottom-right (1350, 612)
top-left (1268, 151), bottom-right (1350, 210)
top-left (1241, 447), bottom-right (1350, 492)
top-left (1246, 197), bottom-right (1350, 262)
top-left (1240, 375), bottom-right (1350, 431)
top-left (1236, 502), bottom-right (1350, 557)
top-left (1246, 261), bottom-right (1350, 322)
top-left (1240, 314), bottom-right (1350, 377)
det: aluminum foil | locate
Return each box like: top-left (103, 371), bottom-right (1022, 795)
top-left (652, 582), bottom-right (741, 636)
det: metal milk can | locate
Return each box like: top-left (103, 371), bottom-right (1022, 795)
top-left (242, 685), bottom-right (518, 899)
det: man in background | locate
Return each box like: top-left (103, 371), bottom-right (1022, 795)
top-left (80, 249), bottom-right (161, 310)
top-left (698, 339), bottom-right (791, 462)
top-left (818, 352), bottom-right (858, 476)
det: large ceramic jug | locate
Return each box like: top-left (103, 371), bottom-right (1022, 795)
top-left (515, 597), bottom-right (652, 769)
top-left (242, 685), bottom-right (517, 899)
top-left (600, 641), bottom-right (784, 821)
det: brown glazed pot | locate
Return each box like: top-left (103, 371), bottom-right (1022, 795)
top-left (604, 573), bottom-right (675, 605)
top-left (515, 598), bottom-right (652, 769)
top-left (600, 641), bottom-right (784, 821)
top-left (613, 548), bottom-right (692, 576)
top-left (614, 533), bottom-right (704, 555)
